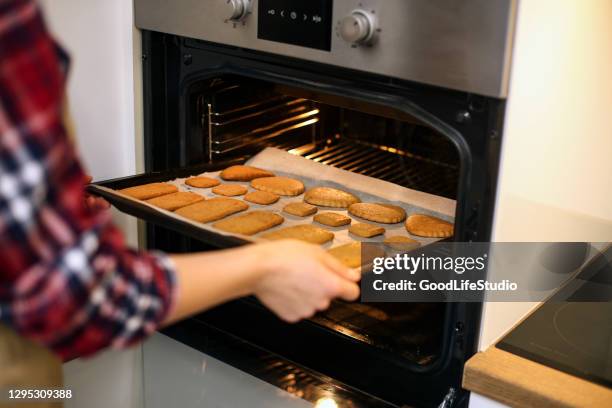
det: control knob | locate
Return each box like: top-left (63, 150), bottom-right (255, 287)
top-left (339, 10), bottom-right (377, 45)
top-left (225, 0), bottom-right (250, 22)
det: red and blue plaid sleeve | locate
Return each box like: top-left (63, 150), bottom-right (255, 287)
top-left (0, 0), bottom-right (177, 361)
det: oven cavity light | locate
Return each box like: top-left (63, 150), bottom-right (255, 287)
top-left (315, 397), bottom-right (338, 408)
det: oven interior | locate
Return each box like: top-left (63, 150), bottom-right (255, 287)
top-left (166, 75), bottom-right (461, 368)
top-left (189, 75), bottom-right (459, 200)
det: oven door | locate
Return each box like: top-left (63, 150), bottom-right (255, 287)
top-left (132, 31), bottom-right (506, 407)
top-left (143, 332), bottom-right (397, 408)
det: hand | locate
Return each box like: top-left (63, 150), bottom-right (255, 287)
top-left (84, 175), bottom-right (110, 211)
top-left (165, 240), bottom-right (361, 325)
top-left (252, 240), bottom-right (360, 323)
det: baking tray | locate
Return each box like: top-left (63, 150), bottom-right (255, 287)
top-left (87, 157), bottom-right (250, 248)
top-left (87, 148), bottom-right (456, 250)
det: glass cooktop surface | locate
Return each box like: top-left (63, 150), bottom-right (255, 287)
top-left (498, 245), bottom-right (612, 388)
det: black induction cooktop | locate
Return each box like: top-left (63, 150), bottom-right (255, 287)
top-left (498, 244), bottom-right (612, 388)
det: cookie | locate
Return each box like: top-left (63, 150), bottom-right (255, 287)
top-left (185, 176), bottom-right (220, 188)
top-left (283, 202), bottom-right (318, 217)
top-left (328, 242), bottom-right (385, 269)
top-left (405, 214), bottom-right (454, 238)
top-left (349, 222), bottom-right (385, 238)
top-left (383, 236), bottom-right (421, 251)
top-left (313, 212), bottom-right (351, 227)
top-left (220, 165), bottom-right (274, 181)
top-left (304, 187), bottom-right (360, 208)
top-left (212, 184), bottom-right (248, 197)
top-left (251, 177), bottom-right (305, 196)
top-left (119, 183), bottom-right (178, 200)
top-left (328, 242), bottom-right (363, 268)
top-left (213, 211), bottom-right (284, 236)
top-left (175, 198), bottom-right (248, 223)
top-left (348, 203), bottom-right (406, 224)
top-left (261, 225), bottom-right (334, 245)
top-left (145, 191), bottom-right (204, 211)
top-left (244, 190), bottom-right (280, 205)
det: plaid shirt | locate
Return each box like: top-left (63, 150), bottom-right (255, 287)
top-left (0, 0), bottom-right (176, 361)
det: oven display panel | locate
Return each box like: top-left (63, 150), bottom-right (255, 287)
top-left (258, 0), bottom-right (333, 51)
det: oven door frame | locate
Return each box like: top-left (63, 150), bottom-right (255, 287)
top-left (141, 30), bottom-right (505, 407)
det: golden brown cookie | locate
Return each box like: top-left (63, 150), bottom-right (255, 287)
top-left (175, 198), bottom-right (248, 223)
top-left (405, 214), bottom-right (454, 238)
top-left (185, 176), bottom-right (220, 188)
top-left (283, 202), bottom-right (318, 217)
top-left (328, 242), bottom-right (363, 268)
top-left (119, 183), bottom-right (178, 200)
top-left (261, 225), bottom-right (334, 245)
top-left (304, 187), bottom-right (360, 208)
top-left (328, 242), bottom-right (385, 269)
top-left (244, 190), bottom-right (280, 205)
top-left (213, 211), bottom-right (284, 236)
top-left (212, 184), bottom-right (248, 197)
top-left (220, 165), bottom-right (275, 181)
top-left (313, 212), bottom-right (352, 227)
top-left (349, 222), bottom-right (385, 238)
top-left (251, 177), bottom-right (305, 196)
top-left (145, 192), bottom-right (205, 211)
top-left (383, 236), bottom-right (421, 251)
top-left (348, 203), bottom-right (406, 224)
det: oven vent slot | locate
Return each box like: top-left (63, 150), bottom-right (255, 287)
top-left (202, 95), bottom-right (318, 161)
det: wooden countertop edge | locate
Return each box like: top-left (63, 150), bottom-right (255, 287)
top-left (462, 346), bottom-right (612, 408)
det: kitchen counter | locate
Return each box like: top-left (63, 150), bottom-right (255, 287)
top-left (463, 346), bottom-right (612, 408)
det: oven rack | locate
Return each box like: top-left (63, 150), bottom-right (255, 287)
top-left (203, 95), bottom-right (318, 161)
top-left (310, 302), bottom-right (442, 365)
top-left (280, 138), bottom-right (458, 199)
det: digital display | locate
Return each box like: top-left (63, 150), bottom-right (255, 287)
top-left (258, 0), bottom-right (333, 51)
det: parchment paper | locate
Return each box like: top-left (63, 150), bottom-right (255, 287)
top-left (137, 147), bottom-right (457, 249)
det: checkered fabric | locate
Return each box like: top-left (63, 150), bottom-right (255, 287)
top-left (0, 0), bottom-right (176, 361)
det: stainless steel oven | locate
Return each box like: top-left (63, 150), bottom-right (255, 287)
top-left (113, 1), bottom-right (517, 406)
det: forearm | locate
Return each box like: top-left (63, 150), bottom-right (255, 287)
top-left (163, 240), bottom-right (360, 326)
top-left (163, 245), bottom-right (266, 325)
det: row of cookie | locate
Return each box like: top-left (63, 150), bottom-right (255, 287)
top-left (115, 181), bottom-right (419, 268)
top-left (119, 179), bottom-right (402, 240)
top-left (117, 166), bottom-right (453, 240)
top-left (115, 180), bottom-right (320, 239)
top-left (191, 166), bottom-right (455, 240)
top-left (116, 180), bottom-right (378, 245)
top-left (115, 172), bottom-right (292, 208)
top-left (220, 170), bottom-right (454, 239)
top-left (300, 186), bottom-right (454, 239)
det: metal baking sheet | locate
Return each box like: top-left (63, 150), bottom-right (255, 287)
top-left (89, 148), bottom-right (456, 249)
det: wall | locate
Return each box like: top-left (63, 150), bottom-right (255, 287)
top-left (496, 0), bottom-right (612, 223)
top-left (480, 0), bottom-right (612, 350)
top-left (39, 0), bottom-right (138, 181)
top-left (37, 1), bottom-right (144, 408)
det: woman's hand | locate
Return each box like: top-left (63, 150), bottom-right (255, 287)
top-left (165, 240), bottom-right (360, 325)
top-left (84, 175), bottom-right (110, 211)
top-left (252, 240), bottom-right (360, 322)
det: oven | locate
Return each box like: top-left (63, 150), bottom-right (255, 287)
top-left (121, 1), bottom-right (516, 407)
